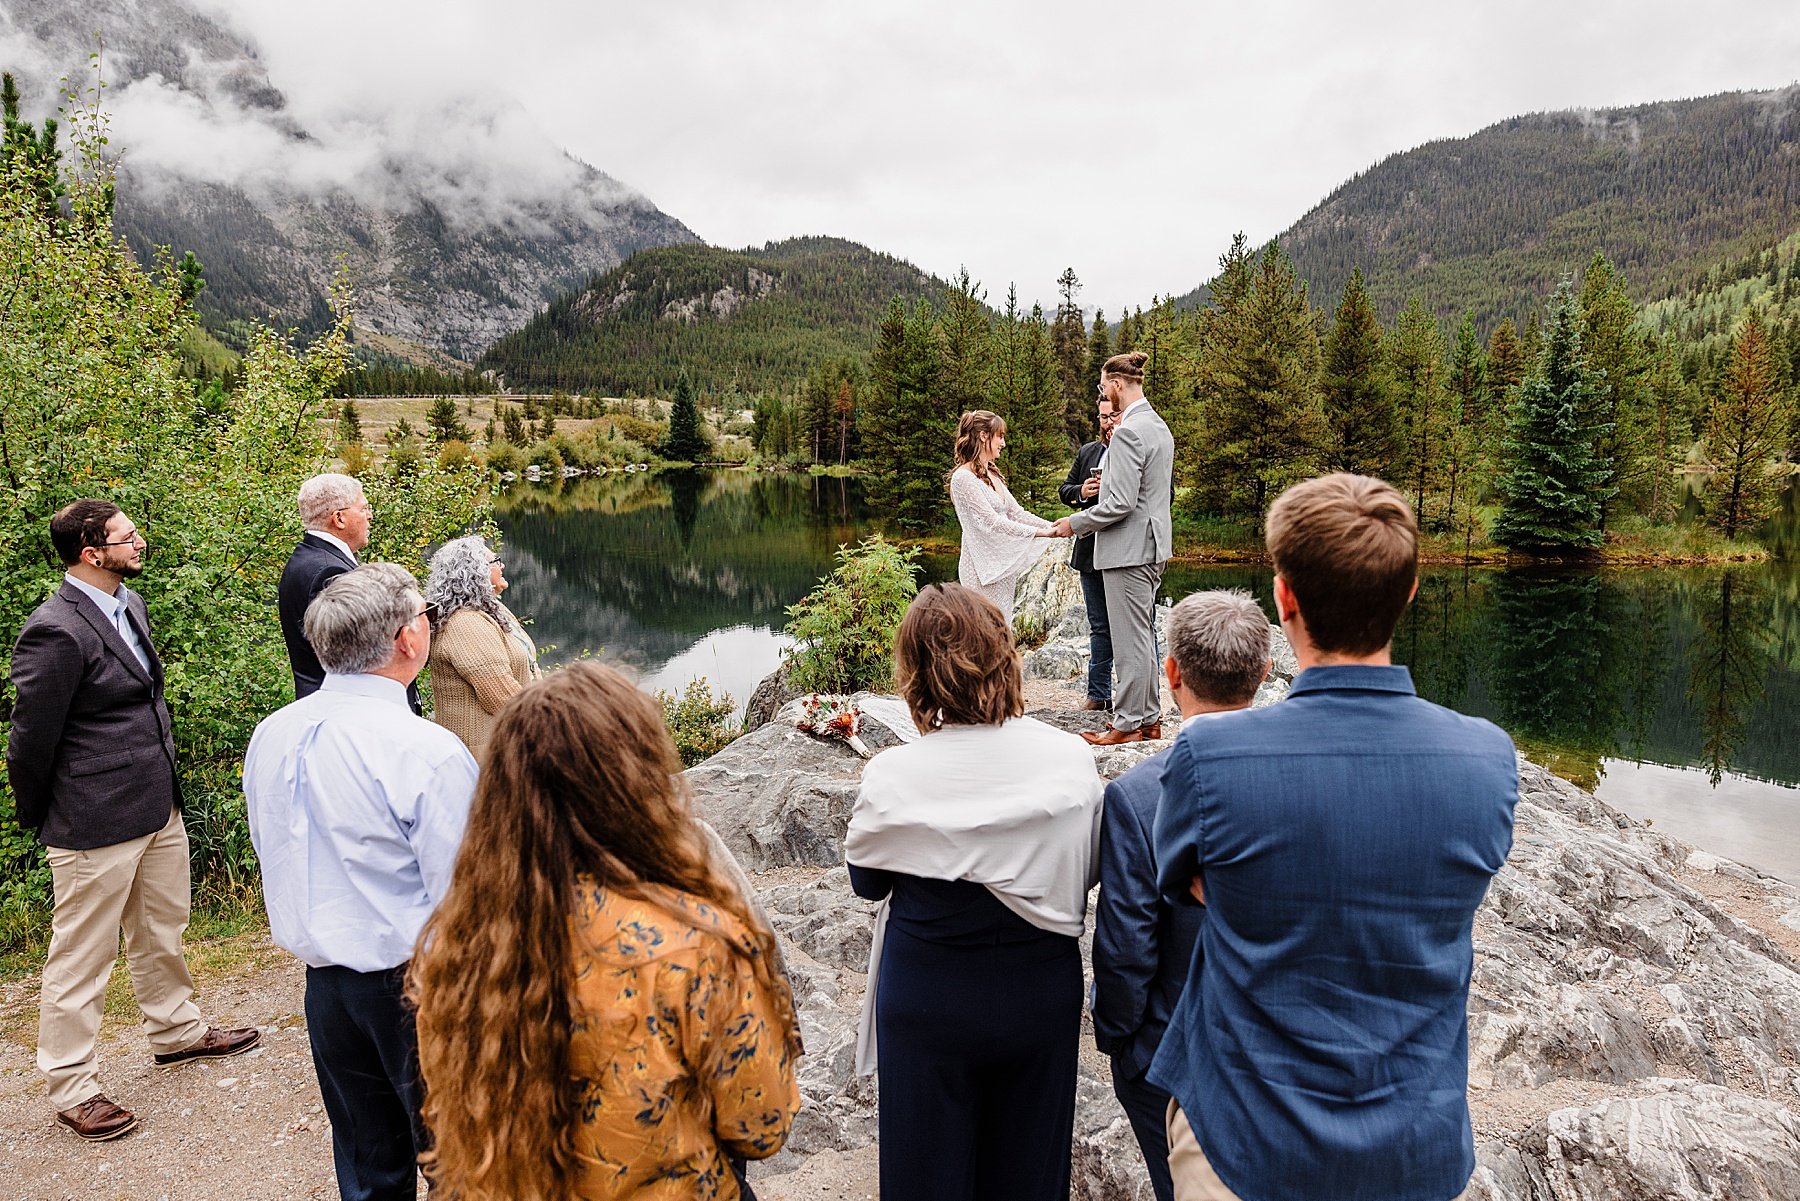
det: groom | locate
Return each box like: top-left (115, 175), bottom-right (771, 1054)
top-left (1048, 350), bottom-right (1174, 745)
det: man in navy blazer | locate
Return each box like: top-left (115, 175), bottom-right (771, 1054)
top-left (1150, 474), bottom-right (1517, 1201)
top-left (277, 474), bottom-right (423, 715)
top-left (8, 500), bottom-right (259, 1140)
top-left (1093, 589), bottom-right (1272, 1201)
top-left (278, 474), bottom-right (370, 699)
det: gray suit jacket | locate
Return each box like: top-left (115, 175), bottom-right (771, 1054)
top-left (6, 581), bottom-right (181, 849)
top-left (1066, 400), bottom-right (1174, 569)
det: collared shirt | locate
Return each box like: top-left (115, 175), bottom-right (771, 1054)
top-left (243, 673), bottom-right (477, 972)
top-left (1149, 665), bottom-right (1517, 1201)
top-left (1117, 395), bottom-right (1153, 425)
top-left (65, 573), bottom-right (150, 673)
top-left (304, 528), bottom-right (358, 564)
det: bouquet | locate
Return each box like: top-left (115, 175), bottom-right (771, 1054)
top-left (795, 693), bottom-right (871, 758)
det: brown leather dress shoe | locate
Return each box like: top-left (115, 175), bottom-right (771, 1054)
top-left (153, 1025), bottom-right (261, 1068)
top-left (1080, 698), bottom-right (1112, 712)
top-left (1080, 720), bottom-right (1163, 746)
top-left (57, 1094), bottom-right (138, 1141)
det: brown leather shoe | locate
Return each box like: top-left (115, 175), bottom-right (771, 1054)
top-left (1080, 698), bottom-right (1112, 712)
top-left (153, 1025), bottom-right (261, 1068)
top-left (1080, 721), bottom-right (1163, 746)
top-left (57, 1094), bottom-right (138, 1141)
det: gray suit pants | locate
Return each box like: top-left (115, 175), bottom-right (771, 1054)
top-left (1102, 561), bottom-right (1164, 730)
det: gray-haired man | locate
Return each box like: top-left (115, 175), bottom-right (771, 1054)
top-left (245, 564), bottom-right (477, 1201)
top-left (1092, 589), bottom-right (1271, 1201)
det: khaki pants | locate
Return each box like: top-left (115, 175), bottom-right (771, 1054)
top-left (39, 807), bottom-right (206, 1111)
top-left (1166, 1099), bottom-right (1245, 1201)
top-left (1165, 1099), bottom-right (1475, 1201)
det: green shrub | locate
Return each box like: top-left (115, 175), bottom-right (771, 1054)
top-left (486, 441), bottom-right (526, 475)
top-left (608, 412), bottom-right (666, 448)
top-left (784, 536), bottom-right (921, 694)
top-left (658, 677), bottom-right (740, 766)
top-left (0, 101), bottom-right (486, 958)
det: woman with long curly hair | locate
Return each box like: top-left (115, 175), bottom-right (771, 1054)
top-left (947, 410), bottom-right (1062, 624)
top-left (423, 535), bottom-right (541, 756)
top-left (408, 662), bottom-right (802, 1201)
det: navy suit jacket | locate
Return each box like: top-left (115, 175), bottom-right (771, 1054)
top-left (1057, 439), bottom-right (1107, 574)
top-left (1092, 747), bottom-right (1204, 1080)
top-left (6, 582), bottom-right (181, 848)
top-left (277, 533), bottom-right (356, 699)
top-left (1148, 665), bottom-right (1517, 1201)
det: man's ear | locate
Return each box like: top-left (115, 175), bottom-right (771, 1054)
top-left (1260, 656), bottom-right (1271, 683)
top-left (1273, 575), bottom-right (1299, 625)
top-left (1164, 654), bottom-right (1182, 694)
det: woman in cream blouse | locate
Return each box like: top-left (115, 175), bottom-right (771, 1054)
top-left (424, 535), bottom-right (541, 756)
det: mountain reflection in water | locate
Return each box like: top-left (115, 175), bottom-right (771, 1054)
top-left (496, 470), bottom-right (1799, 882)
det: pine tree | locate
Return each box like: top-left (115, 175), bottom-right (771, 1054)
top-left (426, 395), bottom-right (471, 445)
top-left (1578, 254), bottom-right (1652, 527)
top-left (539, 406), bottom-right (557, 439)
top-left (861, 298), bottom-right (949, 529)
top-left (1641, 346), bottom-right (1695, 521)
top-left (1085, 309), bottom-right (1111, 412)
top-left (1493, 283), bottom-right (1610, 550)
top-left (1320, 267), bottom-right (1396, 476)
top-left (1704, 311), bottom-right (1788, 538)
top-left (939, 269), bottom-right (992, 418)
top-left (660, 373), bottom-right (710, 462)
top-left (1115, 309), bottom-right (1138, 354)
top-left (1, 72), bottom-right (67, 224)
top-left (1441, 313), bottom-right (1489, 533)
top-left (1051, 268), bottom-right (1090, 442)
top-left (1186, 240), bottom-right (1325, 518)
top-left (1009, 305), bottom-right (1068, 504)
top-left (501, 404), bottom-right (527, 445)
top-left (335, 399), bottom-right (363, 447)
top-left (1387, 296), bottom-right (1447, 523)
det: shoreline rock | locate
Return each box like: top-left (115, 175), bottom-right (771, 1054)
top-left (700, 561), bottom-right (1800, 1199)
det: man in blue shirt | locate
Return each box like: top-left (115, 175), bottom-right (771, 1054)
top-left (1094, 589), bottom-right (1271, 1201)
top-left (244, 563), bottom-right (477, 1201)
top-left (1150, 474), bottom-right (1517, 1201)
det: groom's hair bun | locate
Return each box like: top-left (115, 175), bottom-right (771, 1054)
top-left (1101, 350), bottom-right (1148, 380)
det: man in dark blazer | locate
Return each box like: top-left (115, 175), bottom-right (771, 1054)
top-left (277, 474), bottom-right (424, 715)
top-left (1057, 396), bottom-right (1117, 711)
top-left (7, 500), bottom-right (259, 1141)
top-left (279, 473), bottom-right (370, 699)
top-left (1092, 589), bottom-right (1271, 1201)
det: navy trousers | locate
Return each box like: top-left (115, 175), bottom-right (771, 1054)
top-left (1080, 568), bottom-right (1114, 704)
top-left (874, 924), bottom-right (1081, 1201)
top-left (1111, 1061), bottom-right (1177, 1201)
top-left (304, 964), bottom-right (428, 1201)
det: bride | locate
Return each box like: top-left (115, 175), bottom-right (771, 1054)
top-left (948, 410), bottom-right (1065, 625)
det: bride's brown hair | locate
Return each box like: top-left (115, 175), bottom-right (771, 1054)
top-left (950, 409), bottom-right (1008, 488)
top-left (407, 662), bottom-right (800, 1201)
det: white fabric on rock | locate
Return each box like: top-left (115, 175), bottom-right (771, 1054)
top-left (845, 716), bottom-right (1104, 1073)
top-left (950, 464), bottom-right (1053, 622)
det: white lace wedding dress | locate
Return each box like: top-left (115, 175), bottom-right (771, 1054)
top-left (950, 464), bottom-right (1053, 623)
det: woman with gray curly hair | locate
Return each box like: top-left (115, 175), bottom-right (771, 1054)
top-left (424, 536), bottom-right (541, 756)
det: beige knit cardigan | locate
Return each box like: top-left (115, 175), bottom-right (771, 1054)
top-left (427, 604), bottom-right (540, 758)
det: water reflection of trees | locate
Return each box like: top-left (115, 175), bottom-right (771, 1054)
top-left (1684, 569), bottom-right (1775, 785)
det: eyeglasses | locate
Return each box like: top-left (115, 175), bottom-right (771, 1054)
top-left (97, 528), bottom-right (146, 547)
top-left (396, 602), bottom-right (440, 639)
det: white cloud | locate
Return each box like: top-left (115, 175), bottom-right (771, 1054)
top-left (18, 0), bottom-right (1800, 312)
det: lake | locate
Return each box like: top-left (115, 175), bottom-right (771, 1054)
top-left (494, 469), bottom-right (1800, 883)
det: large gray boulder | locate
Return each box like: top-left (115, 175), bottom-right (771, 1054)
top-left (711, 730), bottom-right (1800, 1199)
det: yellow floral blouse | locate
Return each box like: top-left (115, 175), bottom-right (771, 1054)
top-left (569, 881), bottom-right (800, 1200)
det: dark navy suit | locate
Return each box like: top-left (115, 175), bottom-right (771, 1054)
top-left (1150, 665), bottom-right (1517, 1201)
top-left (1093, 749), bottom-right (1204, 1201)
top-left (277, 533), bottom-right (357, 699)
top-left (277, 534), bottom-right (420, 713)
top-left (1058, 440), bottom-right (1112, 704)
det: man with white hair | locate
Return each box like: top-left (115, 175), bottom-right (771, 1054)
top-left (245, 563), bottom-right (477, 1201)
top-left (1093, 588), bottom-right (1272, 1201)
top-left (278, 473), bottom-right (370, 700)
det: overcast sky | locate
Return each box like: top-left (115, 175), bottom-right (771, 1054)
top-left (216, 0), bottom-right (1800, 315)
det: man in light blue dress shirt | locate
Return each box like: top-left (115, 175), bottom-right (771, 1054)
top-left (244, 563), bottom-right (478, 1201)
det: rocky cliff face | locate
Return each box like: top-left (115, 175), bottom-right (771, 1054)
top-left (698, 565), bottom-right (1800, 1198)
top-left (1, 0), bottom-right (696, 358)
